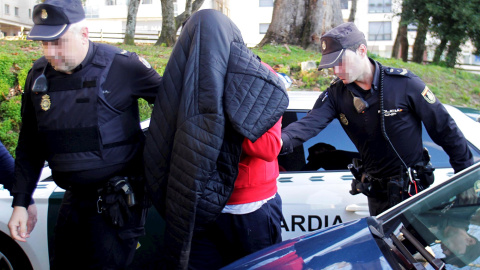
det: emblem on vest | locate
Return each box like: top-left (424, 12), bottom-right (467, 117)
top-left (422, 86), bottom-right (436, 104)
top-left (339, 113), bottom-right (348, 125)
top-left (41, 94), bottom-right (51, 111)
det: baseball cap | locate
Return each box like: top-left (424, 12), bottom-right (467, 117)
top-left (318, 22), bottom-right (366, 70)
top-left (27, 0), bottom-right (85, 41)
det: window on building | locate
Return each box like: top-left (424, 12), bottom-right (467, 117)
top-left (341, 0), bottom-right (348, 9)
top-left (105, 0), bottom-right (128, 5)
top-left (259, 0), bottom-right (274, 7)
top-left (368, 0), bottom-right (391, 13)
top-left (214, 0), bottom-right (229, 16)
top-left (142, 0), bottom-right (153, 4)
top-left (368, 21), bottom-right (391, 41)
top-left (259, 23), bottom-right (270, 34)
top-left (5, 4), bottom-right (9, 15)
top-left (85, 5), bottom-right (99, 18)
top-left (15, 7), bottom-right (19, 16)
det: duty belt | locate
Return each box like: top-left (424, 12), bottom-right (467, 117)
top-left (365, 173), bottom-right (403, 183)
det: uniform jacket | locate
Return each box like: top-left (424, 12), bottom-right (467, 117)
top-left (12, 42), bottom-right (161, 207)
top-left (282, 59), bottom-right (473, 178)
top-left (143, 9), bottom-right (288, 269)
top-left (228, 118), bottom-right (282, 205)
top-left (0, 140), bottom-right (14, 191)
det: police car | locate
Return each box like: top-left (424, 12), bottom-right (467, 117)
top-left (224, 161), bottom-right (480, 270)
top-left (1, 91), bottom-right (479, 270)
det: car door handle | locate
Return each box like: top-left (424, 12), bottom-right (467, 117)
top-left (346, 204), bottom-right (369, 213)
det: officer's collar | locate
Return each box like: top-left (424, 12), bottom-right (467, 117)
top-left (72, 40), bottom-right (94, 72)
top-left (345, 58), bottom-right (380, 96)
top-left (370, 58), bottom-right (380, 93)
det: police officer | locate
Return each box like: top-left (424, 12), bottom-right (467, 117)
top-left (281, 22), bottom-right (473, 216)
top-left (7, 0), bottom-right (162, 269)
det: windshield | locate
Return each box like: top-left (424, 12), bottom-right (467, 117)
top-left (400, 166), bottom-right (480, 269)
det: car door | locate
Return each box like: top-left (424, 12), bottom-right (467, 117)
top-left (378, 163), bottom-right (480, 269)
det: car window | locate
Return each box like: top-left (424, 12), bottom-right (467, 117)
top-left (279, 110), bottom-right (480, 172)
top-left (400, 167), bottom-right (480, 269)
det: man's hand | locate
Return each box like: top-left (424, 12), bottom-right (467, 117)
top-left (8, 206), bottom-right (30, 242)
top-left (26, 204), bottom-right (38, 235)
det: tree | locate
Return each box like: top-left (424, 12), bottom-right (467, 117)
top-left (411, 16), bottom-right (428, 63)
top-left (391, 20), bottom-right (409, 62)
top-left (155, 0), bottom-right (205, 46)
top-left (429, 0), bottom-right (480, 67)
top-left (258, 0), bottom-right (343, 51)
top-left (348, 0), bottom-right (357, 22)
top-left (124, 0), bottom-right (141, 45)
top-left (156, 0), bottom-right (175, 46)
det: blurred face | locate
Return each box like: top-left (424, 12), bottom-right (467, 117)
top-left (333, 49), bottom-right (363, 84)
top-left (42, 27), bottom-right (85, 73)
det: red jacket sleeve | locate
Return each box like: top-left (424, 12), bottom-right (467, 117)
top-left (242, 117), bottom-right (282, 162)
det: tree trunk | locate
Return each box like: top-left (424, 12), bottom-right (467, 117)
top-left (400, 25), bottom-right (409, 62)
top-left (433, 39), bottom-right (447, 64)
top-left (175, 0), bottom-right (205, 33)
top-left (446, 39), bottom-right (461, 68)
top-left (348, 0), bottom-right (357, 22)
top-left (124, 0), bottom-right (141, 45)
top-left (392, 19), bottom-right (407, 59)
top-left (259, 0), bottom-right (343, 51)
top-left (156, 0), bottom-right (176, 46)
top-left (412, 17), bottom-right (429, 63)
top-left (156, 0), bottom-right (205, 47)
top-left (303, 0), bottom-right (343, 51)
top-left (258, 0), bottom-right (307, 47)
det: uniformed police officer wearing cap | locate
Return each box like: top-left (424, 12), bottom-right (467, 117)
top-left (281, 22), bottom-right (473, 216)
top-left (7, 0), bottom-right (162, 269)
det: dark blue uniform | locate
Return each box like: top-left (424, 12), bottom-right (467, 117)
top-left (0, 140), bottom-right (14, 191)
top-left (281, 59), bottom-right (473, 214)
top-left (12, 41), bottom-right (162, 269)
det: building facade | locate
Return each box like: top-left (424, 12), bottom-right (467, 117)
top-left (84, 0), bottom-right (229, 42)
top-left (0, 0), bottom-right (36, 38)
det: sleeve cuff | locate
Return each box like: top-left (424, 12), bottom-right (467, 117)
top-left (280, 133), bottom-right (293, 154)
top-left (12, 193), bottom-right (31, 208)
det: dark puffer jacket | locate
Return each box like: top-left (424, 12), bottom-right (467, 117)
top-left (143, 9), bottom-right (289, 269)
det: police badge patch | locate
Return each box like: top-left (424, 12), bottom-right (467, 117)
top-left (421, 86), bottom-right (436, 104)
top-left (138, 57), bottom-right (152, 69)
top-left (41, 9), bottom-right (48, 20)
top-left (339, 113), bottom-right (348, 125)
top-left (41, 94), bottom-right (51, 111)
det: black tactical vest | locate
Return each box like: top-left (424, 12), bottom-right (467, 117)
top-left (30, 44), bottom-right (142, 172)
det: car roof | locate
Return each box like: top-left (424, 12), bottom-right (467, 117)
top-left (287, 91), bottom-right (321, 110)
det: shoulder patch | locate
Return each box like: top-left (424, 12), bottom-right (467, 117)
top-left (384, 68), bottom-right (409, 77)
top-left (421, 86), bottom-right (436, 104)
top-left (138, 56), bottom-right (152, 69)
top-left (115, 49), bottom-right (129, 58)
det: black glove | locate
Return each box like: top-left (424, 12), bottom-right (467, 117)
top-left (350, 178), bottom-right (373, 196)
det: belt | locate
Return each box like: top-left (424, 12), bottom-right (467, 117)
top-left (366, 174), bottom-right (403, 183)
